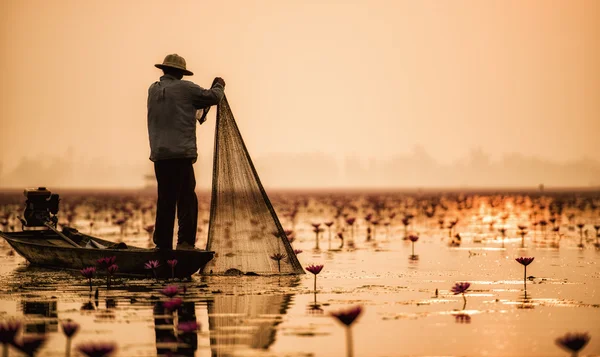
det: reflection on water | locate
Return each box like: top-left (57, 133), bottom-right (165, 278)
top-left (207, 276), bottom-right (298, 356)
top-left (21, 299), bottom-right (57, 334)
top-left (2, 190), bottom-right (600, 356)
top-left (13, 280), bottom-right (298, 357)
top-left (208, 294), bottom-right (294, 356)
top-left (454, 312), bottom-right (471, 324)
top-left (154, 301), bottom-right (198, 356)
top-left (307, 292), bottom-right (323, 315)
top-left (517, 291), bottom-right (536, 310)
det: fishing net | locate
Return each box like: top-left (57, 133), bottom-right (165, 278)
top-left (202, 96), bottom-right (304, 275)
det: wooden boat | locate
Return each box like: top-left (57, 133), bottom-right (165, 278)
top-left (0, 227), bottom-right (214, 279)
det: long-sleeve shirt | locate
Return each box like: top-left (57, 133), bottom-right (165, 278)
top-left (147, 74), bottom-right (225, 162)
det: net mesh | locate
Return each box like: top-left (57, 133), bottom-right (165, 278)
top-left (202, 96), bottom-right (304, 275)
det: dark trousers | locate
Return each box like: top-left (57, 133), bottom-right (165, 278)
top-left (153, 158), bottom-right (198, 249)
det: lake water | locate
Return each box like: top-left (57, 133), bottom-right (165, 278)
top-left (0, 189), bottom-right (599, 356)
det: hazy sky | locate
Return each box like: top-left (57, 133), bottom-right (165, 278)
top-left (1, 0), bottom-right (599, 188)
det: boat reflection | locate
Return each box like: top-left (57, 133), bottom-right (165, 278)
top-left (21, 299), bottom-right (58, 333)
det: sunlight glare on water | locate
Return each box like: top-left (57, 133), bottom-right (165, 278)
top-left (0, 189), bottom-right (599, 356)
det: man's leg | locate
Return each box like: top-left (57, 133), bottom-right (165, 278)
top-left (153, 160), bottom-right (178, 250)
top-left (176, 159), bottom-right (198, 247)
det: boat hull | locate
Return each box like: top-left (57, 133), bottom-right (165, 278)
top-left (0, 230), bottom-right (214, 279)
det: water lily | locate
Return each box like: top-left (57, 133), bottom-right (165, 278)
top-left (454, 313), bottom-right (471, 324)
top-left (555, 332), bottom-right (590, 357)
top-left (163, 298), bottom-right (183, 312)
top-left (0, 319), bottom-right (21, 357)
top-left (160, 285), bottom-right (179, 298)
top-left (61, 320), bottom-right (79, 338)
top-left (177, 321), bottom-right (199, 333)
top-left (516, 257), bottom-right (534, 292)
top-left (576, 223), bottom-right (585, 248)
top-left (331, 305), bottom-right (362, 326)
top-left (106, 264), bottom-right (118, 289)
top-left (306, 264), bottom-right (324, 293)
top-left (402, 217), bottom-right (411, 239)
top-left (144, 260), bottom-right (160, 281)
top-left (80, 267), bottom-right (96, 292)
top-left (408, 234), bottom-right (419, 257)
top-left (324, 221), bottom-right (334, 249)
top-left (13, 334), bottom-right (47, 357)
top-left (96, 256), bottom-right (116, 270)
top-left (167, 259), bottom-right (177, 279)
top-left (270, 253), bottom-right (287, 273)
top-left (311, 223), bottom-right (323, 250)
top-left (518, 228), bottom-right (528, 248)
top-left (345, 218), bottom-right (356, 243)
top-left (144, 260), bottom-right (160, 270)
top-left (76, 341), bottom-right (117, 357)
top-left (107, 264), bottom-right (118, 275)
top-left (330, 305), bottom-right (363, 357)
top-left (451, 282), bottom-right (471, 310)
top-left (61, 320), bottom-right (79, 357)
top-left (337, 232), bottom-right (345, 249)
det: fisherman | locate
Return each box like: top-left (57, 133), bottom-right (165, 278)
top-left (147, 53), bottom-right (225, 250)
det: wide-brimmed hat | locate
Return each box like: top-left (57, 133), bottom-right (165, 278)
top-left (155, 54), bottom-right (194, 76)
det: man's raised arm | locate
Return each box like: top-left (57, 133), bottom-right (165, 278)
top-left (190, 77), bottom-right (225, 109)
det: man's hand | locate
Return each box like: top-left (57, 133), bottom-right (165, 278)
top-left (212, 77), bottom-right (226, 88)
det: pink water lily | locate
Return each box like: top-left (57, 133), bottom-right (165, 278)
top-left (76, 341), bottom-right (117, 357)
top-left (306, 264), bottom-right (323, 275)
top-left (163, 298), bottom-right (183, 312)
top-left (270, 253), bottom-right (287, 273)
top-left (270, 253), bottom-right (286, 261)
top-left (516, 257), bottom-right (535, 292)
top-left (105, 264), bottom-right (118, 289)
top-left (13, 334), bottom-right (47, 357)
top-left (177, 321), bottom-right (199, 333)
top-left (145, 260), bottom-right (160, 281)
top-left (451, 282), bottom-right (471, 310)
top-left (306, 264), bottom-right (324, 292)
top-left (167, 259), bottom-right (178, 279)
top-left (0, 319), bottom-right (21, 345)
top-left (451, 282), bottom-right (470, 295)
top-left (81, 267), bottom-right (96, 292)
top-left (96, 256), bottom-right (116, 270)
top-left (107, 264), bottom-right (118, 275)
top-left (330, 305), bottom-right (363, 357)
top-left (144, 260), bottom-right (160, 270)
top-left (61, 320), bottom-right (80, 338)
top-left (62, 320), bottom-right (80, 357)
top-left (408, 234), bottom-right (419, 257)
top-left (160, 285), bottom-right (179, 298)
top-left (80, 267), bottom-right (96, 279)
top-left (331, 305), bottom-right (363, 327)
top-left (515, 257), bottom-right (534, 266)
top-left (555, 332), bottom-right (590, 356)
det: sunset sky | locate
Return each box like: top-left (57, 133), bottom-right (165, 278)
top-left (1, 0), bottom-right (598, 188)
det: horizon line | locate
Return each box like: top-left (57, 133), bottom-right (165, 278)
top-left (1, 185), bottom-right (598, 194)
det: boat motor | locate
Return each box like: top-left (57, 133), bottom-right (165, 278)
top-left (21, 187), bottom-right (60, 228)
